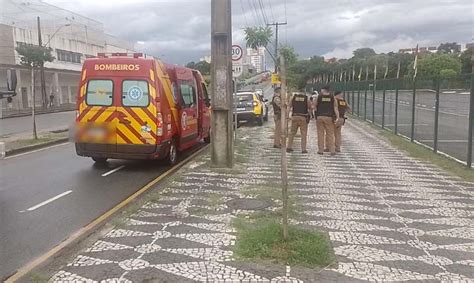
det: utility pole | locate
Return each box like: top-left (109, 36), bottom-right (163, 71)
top-left (37, 16), bottom-right (47, 108)
top-left (279, 55), bottom-right (289, 240)
top-left (210, 0), bottom-right (233, 168)
top-left (267, 22), bottom-right (287, 72)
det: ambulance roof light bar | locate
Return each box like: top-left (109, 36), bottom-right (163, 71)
top-left (96, 53), bottom-right (144, 58)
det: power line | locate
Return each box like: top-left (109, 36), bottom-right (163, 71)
top-left (248, 0), bottom-right (263, 26)
top-left (257, 0), bottom-right (269, 25)
top-left (239, 0), bottom-right (250, 27)
top-left (267, 0), bottom-right (275, 23)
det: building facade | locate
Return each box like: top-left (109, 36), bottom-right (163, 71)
top-left (0, 0), bottom-right (135, 116)
top-left (246, 47), bottom-right (266, 73)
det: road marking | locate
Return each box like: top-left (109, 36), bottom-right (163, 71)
top-left (6, 145), bottom-right (209, 283)
top-left (419, 139), bottom-right (468, 143)
top-left (5, 142), bottom-right (69, 159)
top-left (22, 190), bottom-right (73, 212)
top-left (101, 165), bottom-right (126, 177)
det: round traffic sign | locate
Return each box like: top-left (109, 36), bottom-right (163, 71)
top-left (232, 45), bottom-right (243, 61)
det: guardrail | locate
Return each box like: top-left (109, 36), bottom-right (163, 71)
top-left (311, 73), bottom-right (474, 168)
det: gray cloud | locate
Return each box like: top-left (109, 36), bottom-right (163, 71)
top-left (45, 0), bottom-right (473, 64)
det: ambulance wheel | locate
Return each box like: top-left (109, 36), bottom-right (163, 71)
top-left (167, 139), bottom-right (178, 165)
top-left (92, 157), bottom-right (107, 164)
top-left (204, 132), bottom-right (211, 144)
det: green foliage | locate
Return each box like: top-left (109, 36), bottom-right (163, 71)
top-left (186, 60), bottom-right (210, 76)
top-left (15, 44), bottom-right (54, 68)
top-left (439, 69), bottom-right (457, 79)
top-left (353, 48), bottom-right (376, 59)
top-left (233, 219), bottom-right (335, 267)
top-left (244, 26), bottom-right (273, 50)
top-left (279, 45), bottom-right (298, 66)
top-left (460, 48), bottom-right (472, 74)
top-left (408, 54), bottom-right (461, 78)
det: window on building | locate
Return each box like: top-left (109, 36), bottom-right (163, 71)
top-left (56, 49), bottom-right (82, 64)
top-left (86, 80), bottom-right (113, 106)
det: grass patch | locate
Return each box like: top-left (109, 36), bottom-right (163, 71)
top-left (380, 131), bottom-right (474, 183)
top-left (233, 219), bottom-right (335, 267)
top-left (5, 131), bottom-right (68, 151)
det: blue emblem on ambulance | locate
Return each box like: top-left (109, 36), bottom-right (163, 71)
top-left (128, 86), bottom-right (143, 101)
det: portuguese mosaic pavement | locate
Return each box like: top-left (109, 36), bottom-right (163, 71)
top-left (50, 119), bottom-right (473, 282)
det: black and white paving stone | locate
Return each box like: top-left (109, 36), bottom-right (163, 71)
top-left (50, 119), bottom-right (473, 282)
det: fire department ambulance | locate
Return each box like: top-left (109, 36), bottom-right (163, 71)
top-left (75, 53), bottom-right (211, 165)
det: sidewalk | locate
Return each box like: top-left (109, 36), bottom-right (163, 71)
top-left (45, 118), bottom-right (473, 282)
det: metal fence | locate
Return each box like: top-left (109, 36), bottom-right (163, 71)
top-left (311, 74), bottom-right (474, 167)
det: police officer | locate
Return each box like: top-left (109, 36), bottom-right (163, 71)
top-left (334, 91), bottom-right (351, 152)
top-left (271, 87), bottom-right (282, 148)
top-left (315, 86), bottom-right (340, 155)
top-left (287, 92), bottom-right (311, 153)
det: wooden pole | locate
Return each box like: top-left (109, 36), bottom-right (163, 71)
top-left (280, 55), bottom-right (289, 241)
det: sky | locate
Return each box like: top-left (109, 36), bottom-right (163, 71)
top-left (44, 0), bottom-right (473, 65)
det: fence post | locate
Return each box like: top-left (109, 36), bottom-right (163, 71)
top-left (364, 81), bottom-right (368, 120)
top-left (382, 80), bottom-right (386, 129)
top-left (434, 77), bottom-right (440, 153)
top-left (372, 79), bottom-right (376, 123)
top-left (410, 78), bottom-right (417, 142)
top-left (467, 73), bottom-right (474, 168)
top-left (394, 78), bottom-right (399, 135)
top-left (357, 81), bottom-right (361, 116)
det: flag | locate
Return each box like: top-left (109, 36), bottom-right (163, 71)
top-left (352, 65), bottom-right (356, 81)
top-left (413, 44), bottom-right (419, 79)
top-left (332, 72), bottom-right (335, 82)
top-left (365, 65), bottom-right (369, 81)
top-left (396, 60), bottom-right (401, 79)
top-left (339, 70), bottom-right (343, 82)
top-left (384, 63), bottom-right (388, 79)
top-left (358, 66), bottom-right (362, 81)
top-left (374, 64), bottom-right (377, 81)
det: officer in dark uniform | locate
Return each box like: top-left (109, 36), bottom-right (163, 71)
top-left (334, 91), bottom-right (351, 152)
top-left (287, 92), bottom-right (311, 153)
top-left (271, 87), bottom-right (282, 148)
top-left (315, 86), bottom-right (340, 155)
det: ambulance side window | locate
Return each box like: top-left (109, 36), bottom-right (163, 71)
top-left (179, 81), bottom-right (196, 108)
top-left (122, 80), bottom-right (149, 107)
top-left (86, 80), bottom-right (113, 106)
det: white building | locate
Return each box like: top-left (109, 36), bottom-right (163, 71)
top-left (246, 47), bottom-right (266, 73)
top-left (0, 0), bottom-right (135, 116)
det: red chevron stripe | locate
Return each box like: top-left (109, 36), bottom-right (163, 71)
top-left (117, 129), bottom-right (133, 144)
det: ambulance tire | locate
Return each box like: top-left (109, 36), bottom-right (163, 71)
top-left (204, 131), bottom-right (211, 144)
top-left (167, 139), bottom-right (178, 165)
top-left (92, 157), bottom-right (107, 164)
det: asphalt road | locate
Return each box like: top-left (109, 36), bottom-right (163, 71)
top-left (0, 142), bottom-right (202, 280)
top-left (0, 111), bottom-right (76, 137)
top-left (347, 89), bottom-right (473, 163)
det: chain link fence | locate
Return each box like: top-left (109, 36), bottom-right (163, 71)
top-left (311, 74), bottom-right (474, 167)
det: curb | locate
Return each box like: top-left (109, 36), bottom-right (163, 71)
top-left (5, 138), bottom-right (70, 157)
top-left (1, 108), bottom-right (75, 119)
top-left (6, 144), bottom-right (209, 282)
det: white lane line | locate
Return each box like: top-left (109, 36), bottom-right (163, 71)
top-left (5, 142), bottom-right (69, 160)
top-left (22, 190), bottom-right (73, 212)
top-left (101, 165), bottom-right (126, 177)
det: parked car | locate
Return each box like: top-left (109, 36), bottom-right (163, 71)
top-left (233, 91), bottom-right (267, 125)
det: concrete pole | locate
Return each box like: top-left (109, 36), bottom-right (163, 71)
top-left (280, 55), bottom-right (289, 240)
top-left (210, 0), bottom-right (233, 168)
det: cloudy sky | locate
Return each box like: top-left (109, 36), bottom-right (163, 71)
top-left (44, 0), bottom-right (472, 64)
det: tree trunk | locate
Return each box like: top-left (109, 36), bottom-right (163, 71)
top-left (280, 56), bottom-right (289, 241)
top-left (31, 67), bottom-right (37, 139)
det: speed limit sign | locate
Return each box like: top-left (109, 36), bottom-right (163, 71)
top-left (232, 45), bottom-right (243, 61)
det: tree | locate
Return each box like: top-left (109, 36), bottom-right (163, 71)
top-left (353, 48), bottom-right (376, 59)
top-left (460, 47), bottom-right (472, 74)
top-left (15, 44), bottom-right (54, 139)
top-left (194, 61), bottom-right (211, 76)
top-left (244, 26), bottom-right (275, 64)
top-left (437, 42), bottom-right (461, 54)
top-left (440, 69), bottom-right (457, 79)
top-left (279, 45), bottom-right (298, 66)
top-left (407, 53), bottom-right (462, 78)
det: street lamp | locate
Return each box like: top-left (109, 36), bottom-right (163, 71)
top-left (44, 23), bottom-right (71, 47)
